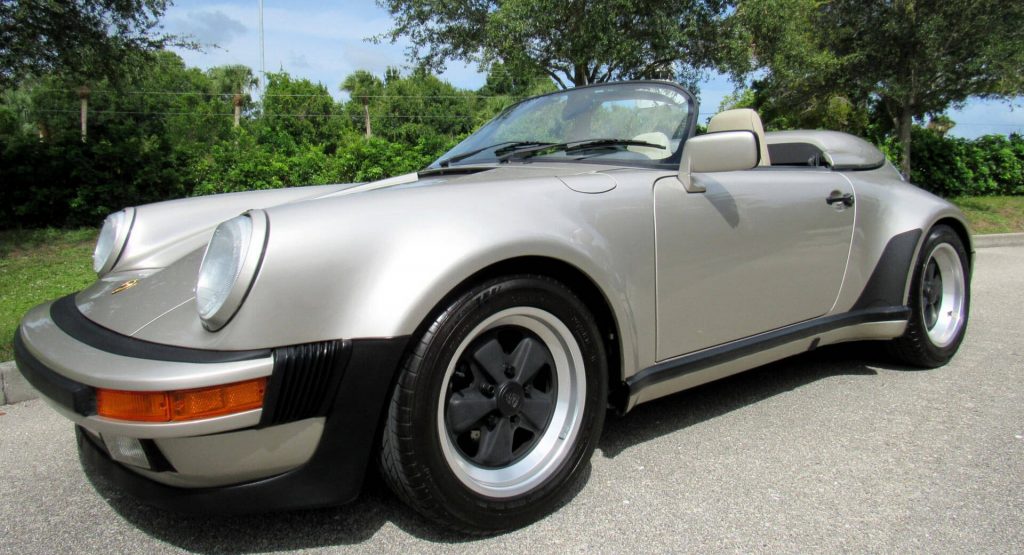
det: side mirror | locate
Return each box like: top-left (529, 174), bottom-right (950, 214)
top-left (678, 131), bottom-right (760, 193)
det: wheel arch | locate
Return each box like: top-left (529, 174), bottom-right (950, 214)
top-left (901, 216), bottom-right (974, 307)
top-left (407, 256), bottom-right (626, 413)
top-left (931, 216), bottom-right (974, 271)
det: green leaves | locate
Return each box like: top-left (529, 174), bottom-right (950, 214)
top-left (0, 0), bottom-right (182, 88)
top-left (733, 0), bottom-right (1024, 175)
top-left (885, 128), bottom-right (1024, 197)
top-left (377, 0), bottom-right (740, 87)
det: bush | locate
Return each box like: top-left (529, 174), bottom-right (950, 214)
top-left (1, 129), bottom-right (189, 227)
top-left (886, 128), bottom-right (1024, 197)
top-left (187, 130), bottom-right (457, 196)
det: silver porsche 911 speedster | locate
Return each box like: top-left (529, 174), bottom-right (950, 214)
top-left (15, 80), bottom-right (971, 533)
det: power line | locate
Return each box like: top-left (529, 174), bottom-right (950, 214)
top-left (32, 110), bottom-right (479, 119)
top-left (29, 88), bottom-right (524, 99)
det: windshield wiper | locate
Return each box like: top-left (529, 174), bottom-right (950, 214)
top-left (496, 138), bottom-right (665, 162)
top-left (437, 141), bottom-right (554, 167)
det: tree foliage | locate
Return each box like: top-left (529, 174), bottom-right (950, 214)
top-left (2, 37), bottom-right (1021, 230)
top-left (376, 0), bottom-right (741, 88)
top-left (884, 129), bottom-right (1024, 197)
top-left (735, 0), bottom-right (1024, 175)
top-left (0, 0), bottom-right (184, 88)
top-left (0, 54), bottom-right (489, 227)
top-left (341, 70), bottom-right (384, 137)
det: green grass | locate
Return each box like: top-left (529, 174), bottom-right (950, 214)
top-left (0, 197), bottom-right (1022, 362)
top-left (951, 196), bottom-right (1024, 235)
top-left (0, 228), bottom-right (97, 361)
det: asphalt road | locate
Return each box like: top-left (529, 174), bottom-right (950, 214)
top-left (1, 246), bottom-right (1022, 554)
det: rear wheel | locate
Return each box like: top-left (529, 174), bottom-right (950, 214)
top-left (890, 225), bottom-right (970, 367)
top-left (380, 275), bottom-right (607, 533)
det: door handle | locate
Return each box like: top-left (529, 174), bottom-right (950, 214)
top-left (826, 191), bottom-right (854, 207)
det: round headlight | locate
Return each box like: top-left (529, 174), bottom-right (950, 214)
top-left (93, 208), bottom-right (135, 274)
top-left (196, 211), bottom-right (268, 331)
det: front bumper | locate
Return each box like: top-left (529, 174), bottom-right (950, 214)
top-left (15, 295), bottom-right (409, 514)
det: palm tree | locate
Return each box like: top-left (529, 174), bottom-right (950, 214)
top-left (208, 65), bottom-right (258, 127)
top-left (341, 70), bottom-right (383, 138)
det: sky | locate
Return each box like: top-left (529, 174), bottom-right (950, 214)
top-left (162, 0), bottom-right (1024, 139)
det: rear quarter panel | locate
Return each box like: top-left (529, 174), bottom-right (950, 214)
top-left (831, 166), bottom-right (972, 313)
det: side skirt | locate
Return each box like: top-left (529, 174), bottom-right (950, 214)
top-left (625, 306), bottom-right (909, 409)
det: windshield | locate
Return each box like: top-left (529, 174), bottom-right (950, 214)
top-left (431, 81), bottom-right (696, 168)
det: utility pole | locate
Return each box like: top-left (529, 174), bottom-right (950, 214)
top-left (259, 0), bottom-right (266, 93)
top-left (76, 85), bottom-right (90, 141)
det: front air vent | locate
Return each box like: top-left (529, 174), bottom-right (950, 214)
top-left (260, 340), bottom-right (351, 426)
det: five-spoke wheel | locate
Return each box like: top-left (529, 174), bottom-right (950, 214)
top-left (380, 276), bottom-right (606, 533)
top-left (891, 225), bottom-right (970, 367)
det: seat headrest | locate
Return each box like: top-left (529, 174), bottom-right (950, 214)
top-left (707, 109), bottom-right (771, 166)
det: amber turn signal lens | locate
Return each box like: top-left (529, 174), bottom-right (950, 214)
top-left (95, 389), bottom-right (170, 422)
top-left (96, 378), bottom-right (267, 422)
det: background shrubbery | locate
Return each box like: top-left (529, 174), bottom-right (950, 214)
top-left (883, 129), bottom-right (1024, 197)
top-left (0, 53), bottom-right (545, 229)
top-left (0, 51), bottom-right (1021, 230)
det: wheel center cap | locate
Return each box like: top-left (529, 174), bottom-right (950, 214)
top-left (496, 381), bottom-right (525, 416)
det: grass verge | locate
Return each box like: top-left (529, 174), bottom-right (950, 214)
top-left (951, 196), bottom-right (1024, 234)
top-left (0, 198), bottom-right (1022, 362)
top-left (1, 228), bottom-right (97, 361)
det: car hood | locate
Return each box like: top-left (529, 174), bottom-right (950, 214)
top-left (73, 162), bottom-right (630, 342)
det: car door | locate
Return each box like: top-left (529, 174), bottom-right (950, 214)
top-left (653, 168), bottom-right (855, 361)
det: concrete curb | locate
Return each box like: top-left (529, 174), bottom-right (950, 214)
top-left (1, 361), bottom-right (37, 406)
top-left (973, 232), bottom-right (1024, 249)
top-left (1, 232), bottom-right (1021, 407)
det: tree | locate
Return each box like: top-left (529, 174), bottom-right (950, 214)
top-left (208, 65), bottom-right (258, 127)
top-left (375, 0), bottom-right (740, 89)
top-left (341, 70), bottom-right (383, 137)
top-left (261, 72), bottom-right (342, 149)
top-left (736, 0), bottom-right (1024, 175)
top-left (0, 0), bottom-right (185, 88)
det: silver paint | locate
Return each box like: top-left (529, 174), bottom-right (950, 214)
top-left (23, 132), bottom-right (969, 393)
top-left (653, 168), bottom-right (854, 359)
top-left (19, 303), bottom-right (274, 392)
top-left (133, 418), bottom-right (324, 487)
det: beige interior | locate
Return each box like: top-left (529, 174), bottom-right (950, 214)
top-left (707, 109), bottom-right (771, 166)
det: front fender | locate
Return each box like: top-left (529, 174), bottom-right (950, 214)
top-left (113, 183), bottom-right (358, 272)
top-left (130, 176), bottom-right (652, 378)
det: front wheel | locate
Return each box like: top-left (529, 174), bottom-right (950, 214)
top-left (379, 275), bottom-right (607, 533)
top-left (890, 225), bottom-right (971, 367)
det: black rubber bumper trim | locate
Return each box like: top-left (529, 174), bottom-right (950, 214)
top-left (13, 328), bottom-right (96, 415)
top-left (49, 294), bottom-right (272, 364)
top-left (626, 306), bottom-right (910, 397)
top-left (76, 336), bottom-right (410, 514)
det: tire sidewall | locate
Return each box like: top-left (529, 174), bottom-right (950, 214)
top-left (907, 226), bottom-right (971, 364)
top-left (402, 276), bottom-right (607, 530)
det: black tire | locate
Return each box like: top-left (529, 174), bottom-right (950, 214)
top-left (890, 225), bottom-right (971, 367)
top-left (379, 275), bottom-right (607, 533)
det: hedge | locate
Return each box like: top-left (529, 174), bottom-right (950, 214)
top-left (1, 126), bottom-right (1021, 229)
top-left (885, 129), bottom-right (1024, 197)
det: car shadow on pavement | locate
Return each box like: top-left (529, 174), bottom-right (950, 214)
top-left (85, 433), bottom-right (591, 552)
top-left (83, 342), bottom-right (904, 552)
top-left (85, 463), bottom-right (502, 551)
top-left (599, 342), bottom-right (907, 458)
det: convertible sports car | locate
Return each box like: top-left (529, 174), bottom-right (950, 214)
top-left (15, 81), bottom-right (971, 533)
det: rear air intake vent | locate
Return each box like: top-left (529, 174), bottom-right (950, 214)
top-left (260, 340), bottom-right (351, 426)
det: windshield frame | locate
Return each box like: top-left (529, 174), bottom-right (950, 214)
top-left (429, 80), bottom-right (699, 170)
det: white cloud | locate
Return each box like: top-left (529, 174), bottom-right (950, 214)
top-left (167, 10), bottom-right (247, 47)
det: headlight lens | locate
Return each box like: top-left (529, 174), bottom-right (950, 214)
top-left (93, 208), bottom-right (135, 274)
top-left (196, 212), bottom-right (267, 330)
